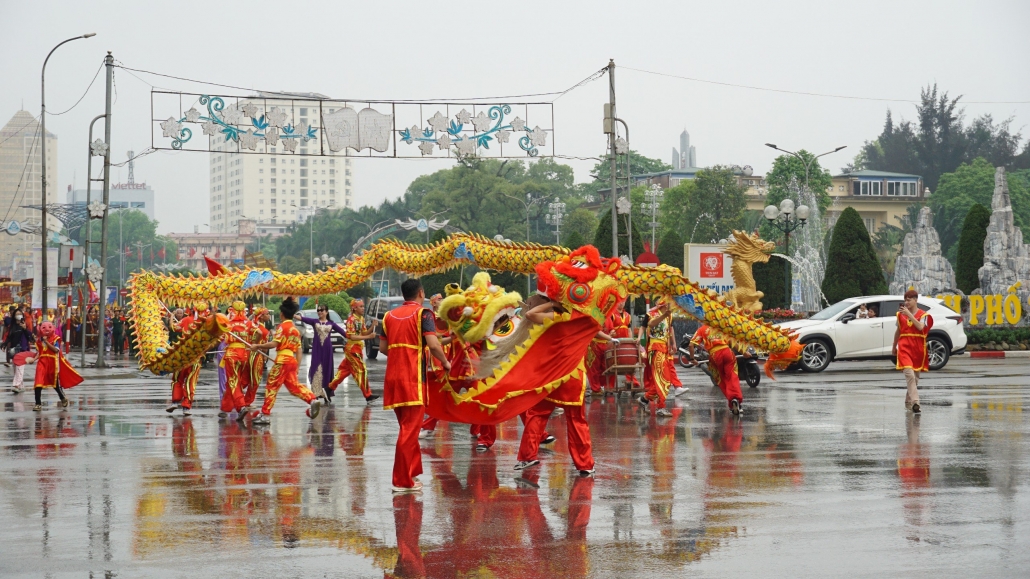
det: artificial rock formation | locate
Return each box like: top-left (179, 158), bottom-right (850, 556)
top-left (979, 167), bottom-right (1030, 299)
top-left (890, 206), bottom-right (956, 295)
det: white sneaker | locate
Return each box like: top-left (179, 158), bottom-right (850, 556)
top-left (656, 408), bottom-right (673, 418)
top-left (514, 459), bottom-right (540, 471)
top-left (391, 480), bottom-right (423, 493)
top-left (670, 386), bottom-right (690, 398)
top-left (165, 404), bottom-right (179, 414)
top-left (418, 429), bottom-right (433, 439)
top-left (308, 399), bottom-right (322, 419)
top-left (181, 407), bottom-right (192, 417)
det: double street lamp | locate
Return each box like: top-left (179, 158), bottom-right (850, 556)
top-left (641, 184), bottom-right (663, 248)
top-left (764, 199), bottom-right (810, 309)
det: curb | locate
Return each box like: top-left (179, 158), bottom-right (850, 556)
top-left (969, 350), bottom-right (1030, 359)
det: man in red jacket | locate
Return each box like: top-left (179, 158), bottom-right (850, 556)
top-left (380, 279), bottom-right (450, 493)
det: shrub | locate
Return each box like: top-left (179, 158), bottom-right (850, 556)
top-left (821, 207), bottom-right (887, 303)
top-left (955, 203), bottom-right (991, 294)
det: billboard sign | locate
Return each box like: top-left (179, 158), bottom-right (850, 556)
top-left (683, 243), bottom-right (734, 295)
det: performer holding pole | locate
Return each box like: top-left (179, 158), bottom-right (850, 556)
top-left (248, 298), bottom-right (322, 425)
top-left (892, 289), bottom-right (932, 414)
top-left (246, 307), bottom-right (271, 407)
top-left (380, 279), bottom-right (450, 493)
top-left (221, 301), bottom-right (254, 419)
top-left (166, 303), bottom-right (207, 417)
top-left (639, 299), bottom-right (676, 417)
top-left (691, 323), bottom-right (743, 416)
top-left (327, 299), bottom-right (379, 404)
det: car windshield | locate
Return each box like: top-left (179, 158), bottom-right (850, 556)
top-left (809, 300), bottom-right (857, 321)
top-left (299, 309), bottom-right (343, 323)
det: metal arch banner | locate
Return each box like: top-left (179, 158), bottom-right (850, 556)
top-left (151, 91), bottom-right (555, 159)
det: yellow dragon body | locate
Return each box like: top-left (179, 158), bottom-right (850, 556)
top-left (127, 233), bottom-right (795, 374)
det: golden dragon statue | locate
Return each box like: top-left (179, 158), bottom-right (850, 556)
top-left (126, 233), bottom-right (798, 379)
top-left (722, 230), bottom-right (776, 313)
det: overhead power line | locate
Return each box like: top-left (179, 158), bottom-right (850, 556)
top-left (621, 65), bottom-right (1030, 105)
top-left (46, 60), bottom-right (106, 115)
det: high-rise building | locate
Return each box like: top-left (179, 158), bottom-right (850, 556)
top-left (208, 94), bottom-right (354, 233)
top-left (0, 110), bottom-right (58, 278)
top-left (671, 128), bottom-right (697, 170)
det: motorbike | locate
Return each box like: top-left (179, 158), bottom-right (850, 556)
top-left (679, 334), bottom-right (762, 388)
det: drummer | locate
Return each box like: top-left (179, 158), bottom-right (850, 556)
top-left (599, 298), bottom-right (641, 393)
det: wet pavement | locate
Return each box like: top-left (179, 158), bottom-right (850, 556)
top-left (1, 354), bottom-right (1028, 578)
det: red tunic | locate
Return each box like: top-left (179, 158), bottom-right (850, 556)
top-left (896, 309), bottom-right (933, 372)
top-left (382, 302), bottom-right (429, 410)
top-left (33, 336), bottom-right (83, 389)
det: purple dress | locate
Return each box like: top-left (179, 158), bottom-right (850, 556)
top-left (299, 316), bottom-right (347, 395)
top-left (215, 340), bottom-right (227, 399)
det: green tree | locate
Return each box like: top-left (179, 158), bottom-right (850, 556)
top-left (563, 208), bottom-right (598, 245)
top-left (753, 259), bottom-right (786, 309)
top-left (655, 229), bottom-right (683, 269)
top-left (955, 203), bottom-right (991, 294)
top-left (765, 152), bottom-right (833, 214)
top-left (588, 150), bottom-right (671, 185)
top-left (657, 179), bottom-right (696, 238)
top-left (563, 230), bottom-right (585, 250)
top-left (593, 209), bottom-right (643, 259)
top-left (679, 166), bottom-right (747, 245)
top-left (821, 207), bottom-right (887, 303)
top-left (77, 209), bottom-right (164, 283)
top-left (318, 293), bottom-right (352, 319)
top-left (929, 158), bottom-right (998, 259)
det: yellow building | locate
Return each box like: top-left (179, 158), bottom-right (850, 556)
top-left (744, 170), bottom-right (927, 232)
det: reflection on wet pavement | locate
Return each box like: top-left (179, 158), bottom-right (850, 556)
top-left (1, 357), bottom-right (1028, 577)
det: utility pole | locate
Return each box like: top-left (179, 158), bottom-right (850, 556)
top-left (605, 59), bottom-right (618, 259)
top-left (96, 52), bottom-right (114, 367)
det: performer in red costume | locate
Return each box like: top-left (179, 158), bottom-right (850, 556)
top-left (639, 300), bottom-right (677, 417)
top-left (220, 301), bottom-right (254, 419)
top-left (327, 298), bottom-right (379, 403)
top-left (514, 297), bottom-right (595, 476)
top-left (247, 298), bottom-right (321, 425)
top-left (380, 278), bottom-right (450, 493)
top-left (599, 298), bottom-right (641, 393)
top-left (166, 303), bottom-right (206, 417)
top-left (692, 323), bottom-right (743, 415)
top-left (31, 321), bottom-right (82, 410)
top-left (892, 289), bottom-right (933, 413)
top-left (246, 307), bottom-right (271, 407)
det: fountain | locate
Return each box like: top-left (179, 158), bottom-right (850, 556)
top-left (772, 178), bottom-right (829, 313)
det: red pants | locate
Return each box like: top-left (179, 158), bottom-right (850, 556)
top-left (392, 492), bottom-right (425, 577)
top-left (709, 347), bottom-right (742, 408)
top-left (171, 362), bottom-right (201, 409)
top-left (517, 400), bottom-right (594, 470)
top-left (393, 405), bottom-right (424, 488)
top-left (328, 344), bottom-right (371, 397)
top-left (586, 341), bottom-right (608, 393)
top-left (470, 424), bottom-right (496, 447)
top-left (260, 358), bottom-right (315, 415)
top-left (421, 416), bottom-right (438, 431)
top-left (221, 347), bottom-right (251, 412)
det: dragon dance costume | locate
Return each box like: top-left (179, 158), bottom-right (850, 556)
top-left (170, 305), bottom-right (206, 413)
top-left (328, 307), bottom-right (373, 400)
top-left (221, 302), bottom-right (254, 415)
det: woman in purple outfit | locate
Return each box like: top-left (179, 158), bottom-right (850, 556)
top-left (298, 304), bottom-right (347, 402)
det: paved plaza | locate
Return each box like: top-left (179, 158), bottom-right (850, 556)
top-left (1, 354), bottom-right (1028, 578)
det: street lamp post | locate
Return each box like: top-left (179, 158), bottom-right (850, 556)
top-left (641, 184), bottom-right (663, 249)
top-left (40, 32), bottom-right (95, 313)
top-left (544, 198), bottom-right (567, 245)
top-left (764, 143), bottom-right (847, 193)
top-left (763, 199), bottom-right (810, 309)
top-left (501, 192), bottom-right (542, 295)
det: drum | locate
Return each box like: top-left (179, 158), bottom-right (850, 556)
top-left (604, 339), bottom-right (642, 375)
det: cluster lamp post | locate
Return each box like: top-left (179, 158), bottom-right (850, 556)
top-left (545, 198), bottom-right (567, 246)
top-left (763, 199), bottom-right (810, 309)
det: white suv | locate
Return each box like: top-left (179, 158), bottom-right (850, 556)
top-left (775, 295), bottom-right (967, 372)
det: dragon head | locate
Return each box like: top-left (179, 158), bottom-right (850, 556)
top-left (437, 272), bottom-right (522, 344)
top-left (724, 230), bottom-right (775, 263)
top-left (534, 245), bottom-right (627, 326)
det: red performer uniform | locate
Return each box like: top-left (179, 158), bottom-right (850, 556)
top-left (328, 312), bottom-right (372, 398)
top-left (246, 319), bottom-right (269, 406)
top-left (258, 320), bottom-right (316, 416)
top-left (33, 332), bottom-right (83, 404)
top-left (643, 307), bottom-right (676, 409)
top-left (895, 308), bottom-right (932, 372)
top-left (691, 324), bottom-right (742, 409)
top-left (516, 361), bottom-right (594, 472)
top-left (221, 310), bottom-right (253, 413)
top-left (170, 313), bottom-right (202, 410)
top-left (380, 301), bottom-right (436, 489)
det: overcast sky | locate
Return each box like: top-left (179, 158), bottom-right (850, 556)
top-left (2, 0), bottom-right (1028, 235)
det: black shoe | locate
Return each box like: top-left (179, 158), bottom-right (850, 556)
top-left (912, 403), bottom-right (921, 414)
top-left (637, 395), bottom-right (650, 408)
top-left (365, 394), bottom-right (380, 405)
top-left (730, 400), bottom-right (740, 416)
top-left (540, 435), bottom-right (556, 445)
top-left (579, 469), bottom-right (595, 477)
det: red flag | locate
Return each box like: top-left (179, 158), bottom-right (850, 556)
top-left (125, 246), bottom-right (132, 257)
top-left (203, 255), bottom-right (229, 276)
top-left (188, 247), bottom-right (196, 258)
top-left (158, 247), bottom-right (166, 260)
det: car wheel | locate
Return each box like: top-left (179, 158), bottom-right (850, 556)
top-left (800, 339), bottom-right (831, 373)
top-left (927, 336), bottom-right (950, 370)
